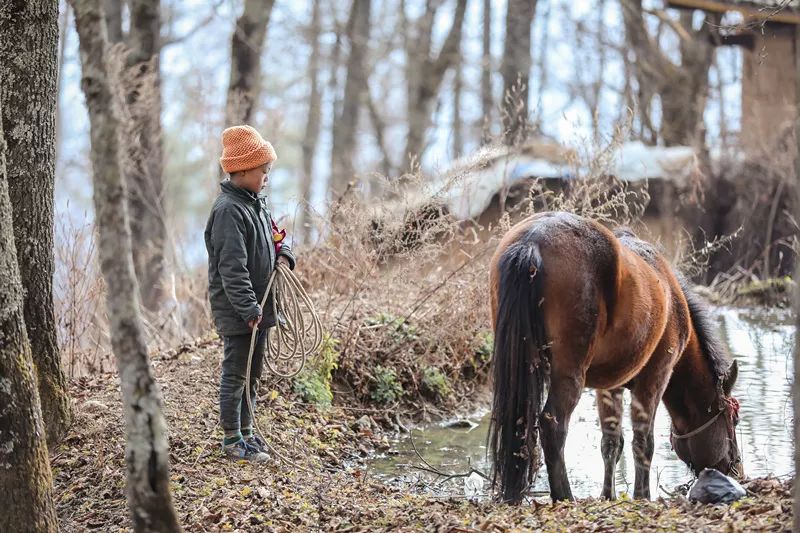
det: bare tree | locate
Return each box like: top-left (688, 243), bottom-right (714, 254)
top-left (365, 1), bottom-right (403, 182)
top-left (299, 0), bottom-right (323, 242)
top-left (500, 0), bottom-right (537, 146)
top-left (0, 82), bottom-right (58, 533)
top-left (481, 0), bottom-right (493, 143)
top-left (403, 0), bottom-right (468, 170)
top-left (0, 0), bottom-right (73, 447)
top-left (126, 0), bottom-right (164, 305)
top-left (569, 0), bottom-right (606, 144)
top-left (70, 1), bottom-right (180, 530)
top-left (111, 0), bottom-right (168, 313)
top-left (452, 52), bottom-right (464, 158)
top-left (330, 0), bottom-right (371, 197)
top-left (223, 0), bottom-right (276, 128)
top-left (621, 0), bottom-right (719, 147)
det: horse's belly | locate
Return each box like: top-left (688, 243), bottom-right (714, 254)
top-left (584, 334), bottom-right (654, 389)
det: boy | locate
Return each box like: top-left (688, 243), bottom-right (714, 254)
top-left (204, 125), bottom-right (296, 462)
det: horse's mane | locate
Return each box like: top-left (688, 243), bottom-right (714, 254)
top-left (678, 276), bottom-right (732, 382)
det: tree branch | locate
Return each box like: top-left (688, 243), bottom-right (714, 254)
top-left (430, 0), bottom-right (468, 88)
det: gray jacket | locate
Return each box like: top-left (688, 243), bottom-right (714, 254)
top-left (205, 179), bottom-right (296, 336)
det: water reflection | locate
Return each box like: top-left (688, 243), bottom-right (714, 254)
top-left (368, 307), bottom-right (795, 499)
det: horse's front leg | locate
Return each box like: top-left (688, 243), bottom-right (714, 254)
top-left (540, 374), bottom-right (583, 501)
top-left (597, 388), bottom-right (625, 499)
top-left (630, 388), bottom-right (659, 499)
top-left (630, 331), bottom-right (682, 499)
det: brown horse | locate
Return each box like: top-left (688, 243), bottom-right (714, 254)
top-left (488, 212), bottom-right (742, 503)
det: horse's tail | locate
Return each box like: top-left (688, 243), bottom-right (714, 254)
top-left (489, 233), bottom-right (549, 504)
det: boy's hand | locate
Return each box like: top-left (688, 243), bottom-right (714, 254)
top-left (248, 315), bottom-right (262, 329)
top-left (277, 256), bottom-right (291, 268)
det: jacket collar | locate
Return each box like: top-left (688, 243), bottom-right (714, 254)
top-left (220, 179), bottom-right (268, 203)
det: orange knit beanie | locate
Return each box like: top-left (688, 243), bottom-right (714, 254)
top-left (219, 125), bottom-right (277, 173)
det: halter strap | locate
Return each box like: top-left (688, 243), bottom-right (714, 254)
top-left (671, 396), bottom-right (740, 441)
top-left (671, 409), bottom-right (723, 440)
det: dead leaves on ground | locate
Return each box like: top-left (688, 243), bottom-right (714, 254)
top-left (54, 340), bottom-right (793, 532)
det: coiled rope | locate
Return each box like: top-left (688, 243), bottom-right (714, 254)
top-left (244, 262), bottom-right (323, 466)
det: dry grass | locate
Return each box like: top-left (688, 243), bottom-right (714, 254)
top-left (54, 212), bottom-right (108, 377)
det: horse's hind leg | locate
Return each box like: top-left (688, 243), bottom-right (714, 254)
top-left (540, 372), bottom-right (584, 501)
top-left (597, 388), bottom-right (625, 500)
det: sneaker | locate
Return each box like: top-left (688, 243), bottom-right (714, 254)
top-left (222, 439), bottom-right (269, 463)
top-left (245, 434), bottom-right (268, 454)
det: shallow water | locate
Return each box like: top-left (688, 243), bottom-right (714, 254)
top-left (368, 307), bottom-right (795, 499)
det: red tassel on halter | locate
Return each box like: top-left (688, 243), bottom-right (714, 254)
top-left (725, 396), bottom-right (740, 422)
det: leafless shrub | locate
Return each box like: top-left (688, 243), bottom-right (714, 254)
top-left (53, 212), bottom-right (109, 376)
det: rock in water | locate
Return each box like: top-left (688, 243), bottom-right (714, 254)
top-left (688, 468), bottom-right (746, 504)
top-left (445, 419), bottom-right (478, 430)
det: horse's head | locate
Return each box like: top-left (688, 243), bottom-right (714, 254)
top-left (671, 361), bottom-right (743, 478)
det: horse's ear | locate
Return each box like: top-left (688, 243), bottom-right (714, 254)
top-left (722, 360), bottom-right (739, 396)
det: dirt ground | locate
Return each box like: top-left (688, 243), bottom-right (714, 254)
top-left (52, 336), bottom-right (793, 532)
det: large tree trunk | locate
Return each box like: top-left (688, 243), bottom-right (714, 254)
top-left (403, 0), bottom-right (468, 170)
top-left (299, 0), bottom-right (322, 242)
top-left (621, 0), bottom-right (717, 147)
top-left (500, 0), bottom-right (537, 146)
top-left (330, 0), bottom-right (371, 197)
top-left (481, 0), bottom-right (492, 143)
top-left (70, 1), bottom-right (180, 531)
top-left (116, 0), bottom-right (167, 312)
top-left (0, 0), bottom-right (73, 448)
top-left (223, 0), bottom-right (276, 129)
top-left (0, 80), bottom-right (58, 533)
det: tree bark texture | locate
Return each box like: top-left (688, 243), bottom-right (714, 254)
top-left (104, 0), bottom-right (124, 43)
top-left (114, 0), bottom-right (167, 312)
top-left (403, 0), bottom-right (467, 170)
top-left (793, 23), bottom-right (800, 533)
top-left (0, 73), bottom-right (59, 533)
top-left (330, 0), bottom-right (371, 197)
top-left (70, 1), bottom-right (181, 531)
top-left (621, 0), bottom-right (717, 147)
top-left (0, 0), bottom-right (73, 448)
top-left (299, 0), bottom-right (322, 242)
top-left (224, 0), bottom-right (275, 130)
top-left (500, 0), bottom-right (537, 146)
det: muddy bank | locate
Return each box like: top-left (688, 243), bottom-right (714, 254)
top-left (51, 336), bottom-right (793, 532)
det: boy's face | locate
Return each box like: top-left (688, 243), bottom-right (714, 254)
top-left (233, 162), bottom-right (272, 194)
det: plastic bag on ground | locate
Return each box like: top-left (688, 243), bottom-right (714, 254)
top-left (688, 468), bottom-right (746, 504)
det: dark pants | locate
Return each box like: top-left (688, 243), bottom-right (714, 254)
top-left (220, 329), bottom-right (267, 434)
